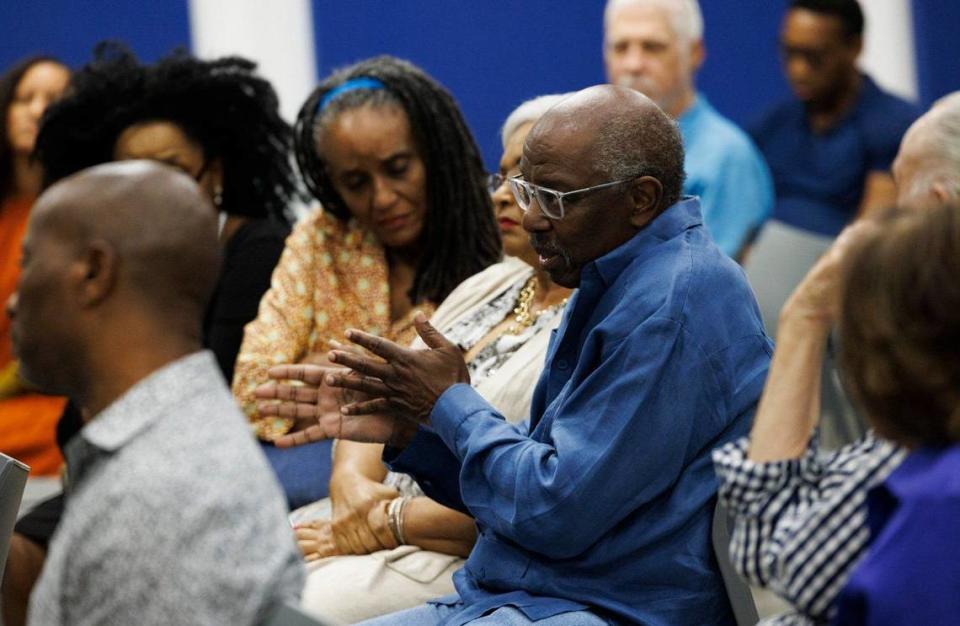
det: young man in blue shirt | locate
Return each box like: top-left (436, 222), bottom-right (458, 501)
top-left (750, 0), bottom-right (919, 238)
top-left (262, 86), bottom-right (772, 625)
top-left (603, 0), bottom-right (773, 259)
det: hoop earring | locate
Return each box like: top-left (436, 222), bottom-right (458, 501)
top-left (213, 185), bottom-right (223, 209)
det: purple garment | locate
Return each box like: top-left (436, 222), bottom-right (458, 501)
top-left (833, 445), bottom-right (960, 625)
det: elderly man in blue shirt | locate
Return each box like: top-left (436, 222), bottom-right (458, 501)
top-left (604, 0), bottom-right (774, 259)
top-left (260, 85), bottom-right (772, 625)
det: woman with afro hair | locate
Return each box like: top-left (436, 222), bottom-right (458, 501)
top-left (34, 43), bottom-right (298, 381)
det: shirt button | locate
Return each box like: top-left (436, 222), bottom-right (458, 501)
top-left (555, 359), bottom-right (570, 371)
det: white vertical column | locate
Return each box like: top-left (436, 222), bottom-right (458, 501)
top-left (858, 0), bottom-right (918, 102)
top-left (188, 0), bottom-right (318, 122)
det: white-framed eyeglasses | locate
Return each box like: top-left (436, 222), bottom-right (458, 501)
top-left (508, 176), bottom-right (637, 220)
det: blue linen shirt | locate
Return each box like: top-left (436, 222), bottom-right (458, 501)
top-left (679, 95), bottom-right (774, 257)
top-left (387, 198), bottom-right (773, 625)
top-left (833, 445), bottom-right (960, 625)
top-left (751, 75), bottom-right (918, 237)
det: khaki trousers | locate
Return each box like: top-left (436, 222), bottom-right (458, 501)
top-left (301, 545), bottom-right (463, 625)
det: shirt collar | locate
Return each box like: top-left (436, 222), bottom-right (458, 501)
top-left (845, 74), bottom-right (881, 121)
top-left (677, 93), bottom-right (707, 132)
top-left (589, 196), bottom-right (703, 287)
top-left (78, 350), bottom-right (220, 453)
top-left (797, 73), bottom-right (880, 129)
top-left (858, 73), bottom-right (881, 101)
top-left (881, 445), bottom-right (960, 500)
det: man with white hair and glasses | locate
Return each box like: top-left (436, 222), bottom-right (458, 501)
top-left (604, 0), bottom-right (773, 259)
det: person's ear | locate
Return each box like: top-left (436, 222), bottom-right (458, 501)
top-left (846, 34), bottom-right (863, 60)
top-left (690, 39), bottom-right (706, 73)
top-left (206, 157), bottom-right (225, 208)
top-left (71, 240), bottom-right (118, 307)
top-left (208, 157), bottom-right (224, 189)
top-left (930, 181), bottom-right (959, 205)
top-left (628, 176), bottom-right (663, 228)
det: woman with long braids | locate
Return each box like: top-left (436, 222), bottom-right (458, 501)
top-left (232, 56), bottom-right (501, 506)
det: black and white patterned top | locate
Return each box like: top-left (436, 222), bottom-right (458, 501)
top-left (712, 431), bottom-right (905, 625)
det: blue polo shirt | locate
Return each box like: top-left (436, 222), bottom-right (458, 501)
top-left (751, 75), bottom-right (918, 237)
top-left (386, 198), bottom-right (772, 625)
top-left (834, 445), bottom-right (960, 625)
top-left (679, 95), bottom-right (774, 257)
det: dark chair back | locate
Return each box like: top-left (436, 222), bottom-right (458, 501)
top-left (712, 500), bottom-right (760, 626)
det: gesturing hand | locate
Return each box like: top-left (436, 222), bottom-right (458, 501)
top-left (255, 363), bottom-right (346, 447)
top-left (782, 220), bottom-right (882, 329)
top-left (255, 364), bottom-right (406, 447)
top-left (325, 312), bottom-right (470, 427)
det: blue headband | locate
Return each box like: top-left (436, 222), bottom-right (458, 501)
top-left (317, 77), bottom-right (387, 112)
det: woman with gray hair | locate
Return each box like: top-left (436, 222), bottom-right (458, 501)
top-left (292, 93), bottom-right (573, 625)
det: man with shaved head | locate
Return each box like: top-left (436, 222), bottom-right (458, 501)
top-left (261, 86), bottom-right (771, 624)
top-left (10, 161), bottom-right (303, 625)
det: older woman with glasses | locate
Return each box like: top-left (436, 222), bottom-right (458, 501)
top-left (277, 93), bottom-right (574, 626)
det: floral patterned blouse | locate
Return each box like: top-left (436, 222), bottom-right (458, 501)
top-left (232, 208), bottom-right (433, 441)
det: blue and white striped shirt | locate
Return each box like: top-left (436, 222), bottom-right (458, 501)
top-left (713, 431), bottom-right (905, 624)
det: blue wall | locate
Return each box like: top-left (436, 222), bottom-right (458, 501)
top-left (0, 0), bottom-right (191, 68)
top-left (2, 1), bottom-right (958, 171)
top-left (698, 2), bottom-right (791, 126)
top-left (311, 1), bottom-right (607, 169)
top-left (311, 1), bottom-right (789, 168)
top-left (911, 0), bottom-right (960, 108)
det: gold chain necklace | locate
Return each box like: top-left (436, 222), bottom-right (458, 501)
top-left (507, 276), bottom-right (568, 335)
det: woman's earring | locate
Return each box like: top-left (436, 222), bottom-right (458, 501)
top-left (213, 185), bottom-right (223, 209)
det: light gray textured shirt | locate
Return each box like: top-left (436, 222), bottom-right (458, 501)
top-left (29, 351), bottom-right (304, 626)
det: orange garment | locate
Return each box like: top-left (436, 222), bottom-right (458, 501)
top-left (0, 196), bottom-right (66, 475)
top-left (233, 208), bottom-right (434, 441)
